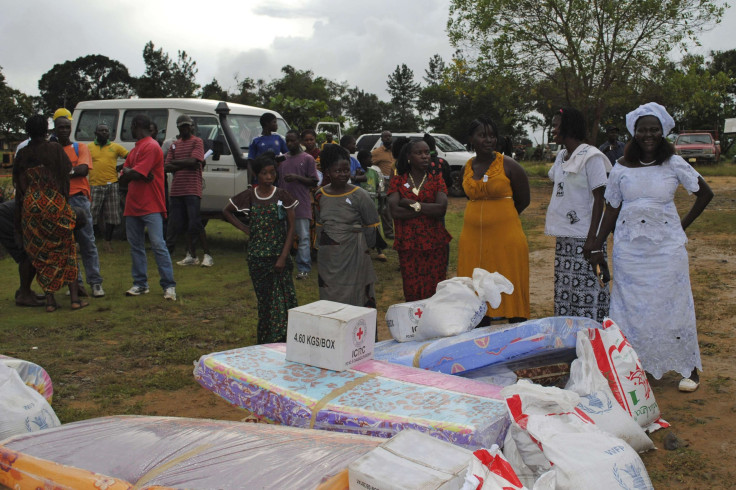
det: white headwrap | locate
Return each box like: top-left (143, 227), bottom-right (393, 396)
top-left (625, 102), bottom-right (675, 136)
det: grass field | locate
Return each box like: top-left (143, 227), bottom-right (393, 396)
top-left (1, 163), bottom-right (735, 487)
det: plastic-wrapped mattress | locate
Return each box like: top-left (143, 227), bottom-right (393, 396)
top-left (194, 343), bottom-right (508, 450)
top-left (373, 316), bottom-right (601, 374)
top-left (0, 415), bottom-right (383, 489)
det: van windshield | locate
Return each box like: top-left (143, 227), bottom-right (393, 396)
top-left (225, 114), bottom-right (290, 151)
top-left (434, 135), bottom-right (467, 152)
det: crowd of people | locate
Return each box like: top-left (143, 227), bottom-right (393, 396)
top-left (1, 101), bottom-right (714, 393)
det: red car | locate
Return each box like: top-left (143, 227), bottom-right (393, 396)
top-left (674, 132), bottom-right (720, 164)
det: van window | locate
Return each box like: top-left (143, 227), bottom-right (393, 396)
top-left (433, 135), bottom-right (466, 152)
top-left (225, 114), bottom-right (289, 151)
top-left (75, 110), bottom-right (119, 141)
top-left (357, 135), bottom-right (380, 152)
top-left (191, 116), bottom-right (231, 155)
top-left (121, 110), bottom-right (169, 142)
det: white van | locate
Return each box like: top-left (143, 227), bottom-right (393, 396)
top-left (71, 98), bottom-right (289, 218)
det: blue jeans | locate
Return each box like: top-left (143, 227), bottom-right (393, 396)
top-left (294, 218), bottom-right (311, 273)
top-left (126, 213), bottom-right (176, 290)
top-left (166, 195), bottom-right (203, 255)
top-left (69, 194), bottom-right (102, 286)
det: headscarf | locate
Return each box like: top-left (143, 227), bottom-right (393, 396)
top-left (625, 102), bottom-right (675, 137)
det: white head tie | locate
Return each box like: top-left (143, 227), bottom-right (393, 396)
top-left (625, 102), bottom-right (675, 136)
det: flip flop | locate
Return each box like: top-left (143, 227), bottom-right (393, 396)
top-left (71, 300), bottom-right (90, 310)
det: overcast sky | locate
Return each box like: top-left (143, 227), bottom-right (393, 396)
top-left (1, 0), bottom-right (734, 104)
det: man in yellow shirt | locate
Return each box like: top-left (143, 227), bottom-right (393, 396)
top-left (88, 123), bottom-right (129, 252)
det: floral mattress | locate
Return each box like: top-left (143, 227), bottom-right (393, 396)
top-left (194, 343), bottom-right (509, 450)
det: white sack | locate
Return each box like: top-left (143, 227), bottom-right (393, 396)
top-left (386, 268), bottom-right (512, 342)
top-left (566, 333), bottom-right (655, 452)
top-left (501, 381), bottom-right (653, 490)
top-left (0, 362), bottom-right (60, 442)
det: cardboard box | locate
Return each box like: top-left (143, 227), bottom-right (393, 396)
top-left (286, 300), bottom-right (376, 371)
top-left (348, 429), bottom-right (472, 490)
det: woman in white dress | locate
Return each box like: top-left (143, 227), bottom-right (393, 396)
top-left (589, 102), bottom-right (713, 392)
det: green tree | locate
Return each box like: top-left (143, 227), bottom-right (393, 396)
top-left (418, 54), bottom-right (454, 129)
top-left (259, 65), bottom-right (344, 129)
top-left (228, 76), bottom-right (265, 107)
top-left (201, 78), bottom-right (228, 100)
top-left (344, 87), bottom-right (390, 134)
top-left (138, 41), bottom-right (200, 98)
top-left (38, 55), bottom-right (135, 112)
top-left (448, 0), bottom-right (726, 140)
top-left (0, 67), bottom-right (35, 139)
top-left (386, 64), bottom-right (421, 131)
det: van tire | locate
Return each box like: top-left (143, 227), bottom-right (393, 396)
top-left (448, 170), bottom-right (466, 197)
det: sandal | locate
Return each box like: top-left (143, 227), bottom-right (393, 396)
top-left (46, 302), bottom-right (59, 313)
top-left (70, 300), bottom-right (89, 310)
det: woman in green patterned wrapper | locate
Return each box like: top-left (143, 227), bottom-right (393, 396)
top-left (222, 151), bottom-right (298, 343)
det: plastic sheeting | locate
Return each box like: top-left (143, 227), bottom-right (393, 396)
top-left (194, 344), bottom-right (509, 450)
top-left (0, 415), bottom-right (384, 489)
top-left (0, 354), bottom-right (53, 403)
top-left (373, 316), bottom-right (602, 375)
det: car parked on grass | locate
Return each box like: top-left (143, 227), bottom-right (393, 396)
top-left (674, 132), bottom-right (720, 164)
top-left (355, 132), bottom-right (475, 197)
top-left (71, 99), bottom-right (290, 221)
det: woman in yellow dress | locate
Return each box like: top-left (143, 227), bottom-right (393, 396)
top-left (458, 116), bottom-right (530, 322)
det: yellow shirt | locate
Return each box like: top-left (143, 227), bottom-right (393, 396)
top-left (371, 145), bottom-right (395, 177)
top-left (88, 141), bottom-right (129, 186)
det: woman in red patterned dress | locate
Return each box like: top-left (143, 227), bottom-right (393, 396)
top-left (387, 140), bottom-right (452, 301)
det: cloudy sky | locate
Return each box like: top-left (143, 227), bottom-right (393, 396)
top-left (1, 0), bottom-right (735, 103)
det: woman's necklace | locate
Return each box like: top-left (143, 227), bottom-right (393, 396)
top-left (407, 172), bottom-right (427, 196)
top-left (640, 160), bottom-right (656, 166)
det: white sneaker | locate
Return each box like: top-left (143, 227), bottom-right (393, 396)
top-left (126, 285), bottom-right (149, 296)
top-left (92, 284), bottom-right (105, 297)
top-left (678, 377), bottom-right (699, 392)
top-left (201, 254), bottom-right (214, 267)
top-left (163, 287), bottom-right (177, 301)
top-left (177, 253), bottom-right (199, 266)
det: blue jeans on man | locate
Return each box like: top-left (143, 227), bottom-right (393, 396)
top-left (68, 194), bottom-right (102, 287)
top-left (166, 195), bottom-right (204, 255)
top-left (126, 213), bottom-right (176, 290)
top-left (294, 218), bottom-right (311, 274)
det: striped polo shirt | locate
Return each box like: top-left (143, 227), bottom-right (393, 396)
top-left (167, 135), bottom-right (205, 198)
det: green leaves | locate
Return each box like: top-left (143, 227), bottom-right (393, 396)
top-left (38, 55), bottom-right (135, 112)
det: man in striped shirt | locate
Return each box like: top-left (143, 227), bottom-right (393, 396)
top-left (164, 114), bottom-right (213, 267)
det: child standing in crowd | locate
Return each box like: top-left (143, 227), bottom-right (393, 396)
top-left (357, 150), bottom-right (388, 262)
top-left (222, 152), bottom-right (298, 344)
top-left (248, 113), bottom-right (287, 160)
top-left (301, 129), bottom-right (321, 161)
top-left (279, 130), bottom-right (319, 280)
top-left (314, 145), bottom-right (380, 307)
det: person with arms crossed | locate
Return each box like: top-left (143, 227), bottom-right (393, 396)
top-left (164, 114), bottom-right (213, 267)
top-left (120, 113), bottom-right (177, 301)
top-left (278, 129), bottom-right (319, 280)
